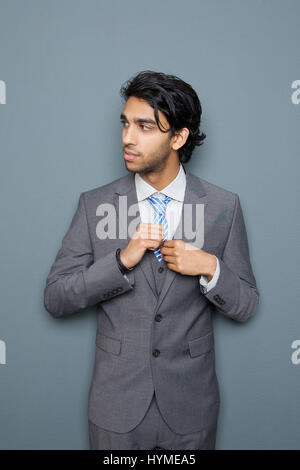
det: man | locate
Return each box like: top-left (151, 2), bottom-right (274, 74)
top-left (44, 70), bottom-right (259, 450)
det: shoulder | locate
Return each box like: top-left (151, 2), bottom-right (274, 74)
top-left (190, 171), bottom-right (238, 207)
top-left (80, 173), bottom-right (131, 202)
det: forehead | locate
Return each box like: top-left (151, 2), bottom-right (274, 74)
top-left (122, 96), bottom-right (169, 128)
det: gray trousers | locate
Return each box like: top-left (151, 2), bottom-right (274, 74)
top-left (88, 393), bottom-right (217, 450)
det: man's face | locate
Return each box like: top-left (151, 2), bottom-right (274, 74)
top-left (120, 96), bottom-right (174, 174)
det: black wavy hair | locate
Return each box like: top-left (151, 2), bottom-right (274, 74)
top-left (119, 70), bottom-right (206, 163)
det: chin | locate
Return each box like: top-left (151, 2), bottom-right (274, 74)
top-left (124, 161), bottom-right (140, 173)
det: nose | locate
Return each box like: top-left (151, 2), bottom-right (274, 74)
top-left (122, 125), bottom-right (137, 147)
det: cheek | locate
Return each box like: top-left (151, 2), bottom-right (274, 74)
top-left (141, 138), bottom-right (158, 155)
top-left (148, 136), bottom-right (169, 154)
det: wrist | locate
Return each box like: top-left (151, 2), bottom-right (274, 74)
top-left (205, 254), bottom-right (217, 281)
top-left (120, 249), bottom-right (131, 269)
top-left (119, 250), bottom-right (133, 270)
top-left (116, 248), bottom-right (133, 274)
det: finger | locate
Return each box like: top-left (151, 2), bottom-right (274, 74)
top-left (139, 223), bottom-right (161, 231)
top-left (149, 223), bottom-right (164, 231)
top-left (148, 228), bottom-right (164, 239)
top-left (162, 255), bottom-right (176, 263)
top-left (166, 262), bottom-right (179, 272)
top-left (142, 224), bottom-right (161, 232)
top-left (147, 240), bottom-right (163, 250)
top-left (160, 246), bottom-right (174, 255)
top-left (147, 224), bottom-right (163, 234)
top-left (139, 226), bottom-right (162, 239)
top-left (145, 223), bottom-right (163, 231)
top-left (162, 240), bottom-right (175, 247)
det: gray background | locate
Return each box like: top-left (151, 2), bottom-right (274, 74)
top-left (0, 0), bottom-right (299, 449)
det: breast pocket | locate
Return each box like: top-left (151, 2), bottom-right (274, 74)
top-left (188, 331), bottom-right (214, 357)
top-left (96, 332), bottom-right (121, 356)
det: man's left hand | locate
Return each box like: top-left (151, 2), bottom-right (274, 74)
top-left (160, 240), bottom-right (217, 280)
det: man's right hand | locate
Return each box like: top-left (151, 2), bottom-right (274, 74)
top-left (120, 223), bottom-right (164, 270)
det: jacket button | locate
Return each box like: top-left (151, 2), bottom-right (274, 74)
top-left (155, 314), bottom-right (162, 322)
top-left (158, 267), bottom-right (164, 273)
top-left (152, 349), bottom-right (160, 357)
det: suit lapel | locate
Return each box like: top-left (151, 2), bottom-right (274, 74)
top-left (154, 169), bottom-right (208, 312)
top-left (113, 172), bottom-right (157, 299)
top-left (113, 169), bottom-right (208, 310)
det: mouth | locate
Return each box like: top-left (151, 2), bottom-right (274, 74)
top-left (124, 151), bottom-right (140, 161)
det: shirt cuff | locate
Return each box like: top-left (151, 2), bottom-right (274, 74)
top-left (199, 256), bottom-right (220, 293)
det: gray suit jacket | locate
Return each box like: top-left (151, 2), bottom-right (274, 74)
top-left (44, 168), bottom-right (259, 434)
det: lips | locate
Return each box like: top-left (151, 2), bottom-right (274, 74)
top-left (124, 149), bottom-right (139, 156)
top-left (124, 151), bottom-right (140, 161)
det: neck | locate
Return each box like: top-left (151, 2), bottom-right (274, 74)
top-left (138, 158), bottom-right (181, 191)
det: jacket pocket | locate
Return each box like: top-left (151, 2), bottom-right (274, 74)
top-left (188, 331), bottom-right (214, 357)
top-left (96, 332), bottom-right (121, 355)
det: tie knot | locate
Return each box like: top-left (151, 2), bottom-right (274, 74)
top-left (147, 195), bottom-right (172, 218)
top-left (147, 194), bottom-right (172, 210)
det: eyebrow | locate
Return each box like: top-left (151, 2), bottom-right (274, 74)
top-left (120, 113), bottom-right (157, 126)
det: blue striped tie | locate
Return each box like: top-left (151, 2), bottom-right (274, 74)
top-left (147, 194), bottom-right (172, 262)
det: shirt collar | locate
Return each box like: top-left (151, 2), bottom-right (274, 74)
top-left (135, 163), bottom-right (186, 202)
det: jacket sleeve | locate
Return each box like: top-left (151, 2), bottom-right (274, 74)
top-left (43, 192), bottom-right (135, 318)
top-left (201, 193), bottom-right (259, 323)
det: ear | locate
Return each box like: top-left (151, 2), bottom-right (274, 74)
top-left (171, 128), bottom-right (189, 150)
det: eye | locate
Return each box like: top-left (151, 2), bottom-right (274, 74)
top-left (120, 121), bottom-right (151, 131)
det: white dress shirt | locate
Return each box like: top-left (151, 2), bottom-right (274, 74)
top-left (132, 163), bottom-right (220, 292)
